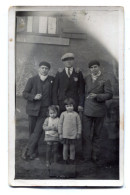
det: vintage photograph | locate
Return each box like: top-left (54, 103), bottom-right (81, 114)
top-left (8, 6), bottom-right (124, 187)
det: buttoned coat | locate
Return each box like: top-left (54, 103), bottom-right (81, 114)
top-left (23, 75), bottom-right (54, 116)
top-left (84, 74), bottom-right (113, 117)
top-left (52, 69), bottom-right (85, 108)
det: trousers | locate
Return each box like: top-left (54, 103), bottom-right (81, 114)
top-left (82, 115), bottom-right (104, 160)
top-left (26, 107), bottom-right (48, 157)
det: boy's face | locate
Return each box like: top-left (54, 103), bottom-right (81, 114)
top-left (49, 110), bottom-right (57, 119)
top-left (89, 64), bottom-right (100, 75)
top-left (63, 59), bottom-right (74, 68)
top-left (65, 104), bottom-right (74, 112)
top-left (39, 65), bottom-right (49, 76)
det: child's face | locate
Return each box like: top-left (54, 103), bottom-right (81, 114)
top-left (65, 104), bottom-right (74, 112)
top-left (49, 110), bottom-right (57, 118)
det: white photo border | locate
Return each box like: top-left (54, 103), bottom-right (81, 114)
top-left (8, 6), bottom-right (124, 187)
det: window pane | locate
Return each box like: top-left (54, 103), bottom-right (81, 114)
top-left (39, 16), bottom-right (47, 33)
top-left (27, 16), bottom-right (33, 32)
top-left (48, 17), bottom-right (56, 34)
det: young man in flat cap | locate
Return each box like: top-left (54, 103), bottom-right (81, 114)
top-left (22, 61), bottom-right (54, 160)
top-left (83, 60), bottom-right (113, 162)
top-left (53, 53), bottom-right (85, 113)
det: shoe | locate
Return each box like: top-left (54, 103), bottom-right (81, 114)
top-left (29, 153), bottom-right (38, 160)
top-left (69, 159), bottom-right (75, 165)
top-left (77, 157), bottom-right (91, 164)
top-left (21, 146), bottom-right (28, 160)
top-left (62, 160), bottom-right (68, 164)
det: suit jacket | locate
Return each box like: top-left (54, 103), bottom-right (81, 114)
top-left (84, 73), bottom-right (113, 117)
top-left (52, 68), bottom-right (85, 107)
top-left (23, 75), bottom-right (54, 116)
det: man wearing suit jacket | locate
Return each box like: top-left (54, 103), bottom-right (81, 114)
top-left (53, 53), bottom-right (85, 113)
top-left (22, 61), bottom-right (54, 160)
top-left (83, 60), bottom-right (113, 162)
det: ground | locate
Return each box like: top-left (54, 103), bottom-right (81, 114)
top-left (15, 119), bottom-right (119, 180)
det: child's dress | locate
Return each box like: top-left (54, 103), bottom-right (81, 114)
top-left (43, 117), bottom-right (59, 142)
top-left (58, 111), bottom-right (81, 142)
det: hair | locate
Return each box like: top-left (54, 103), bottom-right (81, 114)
top-left (64, 98), bottom-right (75, 106)
top-left (48, 105), bottom-right (59, 116)
top-left (88, 60), bottom-right (100, 68)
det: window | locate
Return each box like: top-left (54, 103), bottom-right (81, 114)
top-left (17, 16), bottom-right (57, 35)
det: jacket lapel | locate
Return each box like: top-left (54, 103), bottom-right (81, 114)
top-left (36, 75), bottom-right (43, 93)
top-left (87, 74), bottom-right (103, 93)
top-left (63, 68), bottom-right (70, 78)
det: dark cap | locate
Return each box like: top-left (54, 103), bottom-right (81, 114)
top-left (39, 61), bottom-right (51, 69)
top-left (88, 60), bottom-right (100, 68)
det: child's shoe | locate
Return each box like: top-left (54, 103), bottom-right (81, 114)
top-left (69, 159), bottom-right (75, 165)
top-left (63, 160), bottom-right (68, 164)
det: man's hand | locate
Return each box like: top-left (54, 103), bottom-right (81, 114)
top-left (87, 93), bottom-right (97, 99)
top-left (76, 133), bottom-right (81, 139)
top-left (59, 134), bottom-right (63, 140)
top-left (34, 94), bottom-right (42, 100)
top-left (78, 106), bottom-right (83, 112)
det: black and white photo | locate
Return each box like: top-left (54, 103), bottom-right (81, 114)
top-left (8, 6), bottom-right (124, 187)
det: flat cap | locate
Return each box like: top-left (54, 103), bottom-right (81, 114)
top-left (88, 60), bottom-right (100, 68)
top-left (61, 53), bottom-right (75, 61)
top-left (39, 61), bottom-right (51, 69)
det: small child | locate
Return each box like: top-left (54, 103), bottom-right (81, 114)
top-left (58, 98), bottom-right (82, 164)
top-left (43, 105), bottom-right (59, 167)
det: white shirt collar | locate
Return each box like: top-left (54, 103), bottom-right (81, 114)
top-left (65, 67), bottom-right (73, 77)
top-left (91, 70), bottom-right (101, 82)
top-left (39, 73), bottom-right (48, 81)
top-left (65, 67), bottom-right (73, 71)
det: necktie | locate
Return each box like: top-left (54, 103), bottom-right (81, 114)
top-left (68, 68), bottom-right (71, 77)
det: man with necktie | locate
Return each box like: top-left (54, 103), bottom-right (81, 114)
top-left (53, 53), bottom-right (85, 113)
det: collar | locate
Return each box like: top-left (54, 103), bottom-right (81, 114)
top-left (65, 67), bottom-right (73, 71)
top-left (39, 73), bottom-right (48, 81)
top-left (91, 70), bottom-right (101, 82)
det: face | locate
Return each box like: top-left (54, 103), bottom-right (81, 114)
top-left (89, 64), bottom-right (100, 75)
top-left (39, 65), bottom-right (49, 76)
top-left (63, 59), bottom-right (74, 68)
top-left (65, 104), bottom-right (74, 112)
top-left (49, 110), bottom-right (57, 119)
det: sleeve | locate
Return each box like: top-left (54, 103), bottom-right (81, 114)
top-left (78, 71), bottom-right (85, 107)
top-left (76, 114), bottom-right (82, 134)
top-left (96, 79), bottom-right (113, 102)
top-left (58, 113), bottom-right (64, 135)
top-left (56, 118), bottom-right (60, 131)
top-left (43, 118), bottom-right (49, 131)
top-left (23, 78), bottom-right (35, 101)
top-left (52, 72), bottom-right (60, 105)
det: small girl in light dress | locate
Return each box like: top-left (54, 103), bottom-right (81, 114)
top-left (43, 105), bottom-right (59, 167)
top-left (58, 98), bottom-right (82, 164)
